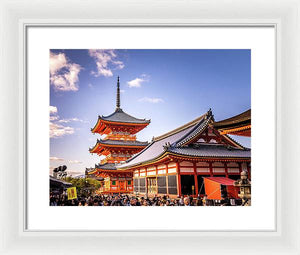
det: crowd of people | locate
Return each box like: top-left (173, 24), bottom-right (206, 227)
top-left (50, 192), bottom-right (241, 206)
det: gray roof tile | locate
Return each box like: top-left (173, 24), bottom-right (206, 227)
top-left (168, 144), bottom-right (251, 158)
top-left (175, 116), bottom-right (211, 147)
top-left (97, 139), bottom-right (148, 146)
top-left (95, 163), bottom-right (117, 170)
top-left (100, 108), bottom-right (150, 124)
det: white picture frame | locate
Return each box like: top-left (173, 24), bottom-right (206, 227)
top-left (1, 0), bottom-right (299, 254)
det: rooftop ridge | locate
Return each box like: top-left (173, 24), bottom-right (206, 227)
top-left (174, 114), bottom-right (212, 147)
top-left (153, 113), bottom-right (206, 142)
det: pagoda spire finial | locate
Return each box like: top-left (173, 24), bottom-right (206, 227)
top-left (116, 76), bottom-right (120, 109)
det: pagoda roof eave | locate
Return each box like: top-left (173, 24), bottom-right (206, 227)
top-left (95, 163), bottom-right (117, 170)
top-left (95, 169), bottom-right (133, 173)
top-left (89, 140), bottom-right (101, 153)
top-left (89, 139), bottom-right (148, 153)
top-left (91, 115), bottom-right (102, 133)
top-left (91, 116), bottom-right (150, 134)
top-left (98, 139), bottom-right (148, 147)
top-left (100, 108), bottom-right (150, 124)
top-left (99, 118), bottom-right (151, 125)
top-left (91, 108), bottom-right (151, 134)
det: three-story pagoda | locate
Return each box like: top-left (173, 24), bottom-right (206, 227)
top-left (87, 77), bottom-right (150, 194)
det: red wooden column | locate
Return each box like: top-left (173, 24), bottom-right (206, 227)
top-left (145, 173), bottom-right (148, 196)
top-left (166, 163), bottom-right (169, 195)
top-left (247, 163), bottom-right (251, 180)
top-left (224, 162), bottom-right (228, 178)
top-left (193, 162), bottom-right (198, 196)
top-left (176, 162), bottom-right (181, 196)
top-left (155, 165), bottom-right (158, 194)
top-left (238, 162), bottom-right (242, 174)
top-left (209, 162), bottom-right (213, 177)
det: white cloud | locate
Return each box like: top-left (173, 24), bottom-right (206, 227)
top-left (120, 89), bottom-right (125, 93)
top-left (49, 106), bottom-right (57, 115)
top-left (58, 117), bottom-right (86, 124)
top-left (127, 74), bottom-right (149, 88)
top-left (69, 160), bottom-right (83, 164)
top-left (113, 60), bottom-right (125, 69)
top-left (88, 49), bottom-right (124, 77)
top-left (49, 53), bottom-right (67, 75)
top-left (50, 122), bottom-right (75, 138)
top-left (50, 115), bottom-right (59, 121)
top-left (127, 78), bottom-right (144, 88)
top-left (138, 97), bottom-right (164, 103)
top-left (50, 51), bottom-right (82, 91)
top-left (50, 156), bottom-right (64, 161)
top-left (50, 106), bottom-right (59, 121)
top-left (50, 105), bottom-right (75, 138)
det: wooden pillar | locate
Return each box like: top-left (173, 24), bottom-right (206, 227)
top-left (209, 162), bottom-right (213, 177)
top-left (166, 163), bottom-right (169, 195)
top-left (224, 162), bottom-right (228, 178)
top-left (193, 162), bottom-right (198, 196)
top-left (155, 165), bottom-right (158, 194)
top-left (145, 175), bottom-right (148, 196)
top-left (247, 163), bottom-right (251, 180)
top-left (176, 162), bottom-right (181, 196)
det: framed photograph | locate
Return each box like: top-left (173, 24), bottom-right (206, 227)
top-left (1, 0), bottom-right (299, 254)
top-left (30, 27), bottom-right (263, 232)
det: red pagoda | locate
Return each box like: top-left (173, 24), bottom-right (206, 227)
top-left (86, 77), bottom-right (150, 194)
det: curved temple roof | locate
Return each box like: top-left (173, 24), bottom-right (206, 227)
top-left (96, 139), bottom-right (148, 147)
top-left (174, 110), bottom-right (213, 147)
top-left (99, 108), bottom-right (150, 124)
top-left (94, 163), bottom-right (117, 170)
top-left (118, 110), bottom-right (250, 169)
top-left (89, 139), bottom-right (149, 153)
top-left (213, 109), bottom-right (251, 129)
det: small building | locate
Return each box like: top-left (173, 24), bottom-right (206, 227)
top-left (49, 175), bottom-right (72, 194)
top-left (86, 77), bottom-right (150, 194)
top-left (118, 109), bottom-right (251, 198)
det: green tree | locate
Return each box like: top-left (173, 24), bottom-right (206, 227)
top-left (65, 177), bottom-right (101, 196)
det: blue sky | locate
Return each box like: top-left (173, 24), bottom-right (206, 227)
top-left (50, 49), bottom-right (251, 176)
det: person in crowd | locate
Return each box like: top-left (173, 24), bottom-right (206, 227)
top-left (202, 194), bottom-right (208, 206)
top-left (184, 197), bottom-right (190, 206)
top-left (179, 195), bottom-right (184, 206)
